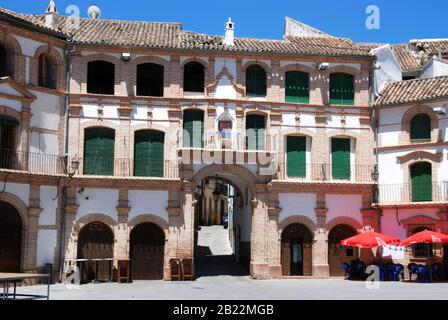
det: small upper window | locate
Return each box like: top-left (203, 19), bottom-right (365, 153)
top-left (246, 65), bottom-right (266, 97)
top-left (285, 71), bottom-right (309, 103)
top-left (87, 60), bottom-right (115, 95)
top-left (410, 114), bottom-right (431, 142)
top-left (330, 73), bottom-right (354, 105)
top-left (183, 61), bottom-right (205, 93)
top-left (0, 44), bottom-right (7, 77)
top-left (137, 63), bottom-right (164, 97)
top-left (38, 54), bottom-right (57, 89)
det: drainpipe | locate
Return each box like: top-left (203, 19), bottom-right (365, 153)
top-left (370, 58), bottom-right (381, 230)
top-left (58, 35), bottom-right (74, 283)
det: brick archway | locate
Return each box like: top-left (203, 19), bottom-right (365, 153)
top-left (128, 214), bottom-right (169, 237)
top-left (74, 213), bottom-right (118, 235)
top-left (278, 215), bottom-right (317, 236)
top-left (326, 216), bottom-right (363, 232)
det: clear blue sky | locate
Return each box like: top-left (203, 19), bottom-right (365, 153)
top-left (1, 0), bottom-right (447, 44)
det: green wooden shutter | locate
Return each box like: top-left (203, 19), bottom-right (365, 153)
top-left (84, 128), bottom-right (115, 176)
top-left (287, 136), bottom-right (306, 177)
top-left (246, 65), bottom-right (267, 97)
top-left (246, 115), bottom-right (266, 151)
top-left (410, 114), bottom-right (431, 142)
top-left (330, 73), bottom-right (354, 105)
top-left (134, 130), bottom-right (164, 177)
top-left (183, 110), bottom-right (204, 148)
top-left (411, 163), bottom-right (432, 202)
top-left (332, 138), bottom-right (351, 180)
top-left (285, 72), bottom-right (309, 103)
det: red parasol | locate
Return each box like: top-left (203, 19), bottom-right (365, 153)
top-left (340, 231), bottom-right (400, 248)
top-left (399, 229), bottom-right (448, 247)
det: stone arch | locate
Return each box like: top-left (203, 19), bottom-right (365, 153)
top-left (0, 192), bottom-right (29, 230)
top-left (401, 105), bottom-right (439, 143)
top-left (192, 164), bottom-right (257, 196)
top-left (74, 213), bottom-right (118, 234)
top-left (278, 215), bottom-right (317, 237)
top-left (127, 214), bottom-right (169, 238)
top-left (181, 58), bottom-right (210, 95)
top-left (397, 151), bottom-right (443, 164)
top-left (180, 57), bottom-right (209, 69)
top-left (0, 105), bottom-right (21, 123)
top-left (242, 60), bottom-right (272, 74)
top-left (326, 216), bottom-right (363, 232)
top-left (0, 31), bottom-right (22, 80)
top-left (32, 45), bottom-right (65, 90)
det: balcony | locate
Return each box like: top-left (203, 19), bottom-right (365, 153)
top-left (177, 130), bottom-right (278, 153)
top-left (0, 150), bottom-right (179, 179)
top-left (276, 162), bottom-right (375, 183)
top-left (377, 181), bottom-right (448, 205)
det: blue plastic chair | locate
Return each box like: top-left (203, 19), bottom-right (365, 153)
top-left (431, 263), bottom-right (443, 281)
top-left (388, 264), bottom-right (404, 281)
top-left (408, 263), bottom-right (418, 281)
top-left (342, 262), bottom-right (352, 280)
top-left (355, 261), bottom-right (366, 280)
top-left (416, 265), bottom-right (432, 283)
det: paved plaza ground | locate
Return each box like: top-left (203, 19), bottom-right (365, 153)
top-left (15, 276), bottom-right (448, 300)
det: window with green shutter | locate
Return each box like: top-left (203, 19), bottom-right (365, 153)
top-left (246, 65), bottom-right (267, 97)
top-left (411, 162), bottom-right (432, 202)
top-left (287, 136), bottom-right (307, 178)
top-left (410, 114), bottom-right (431, 142)
top-left (330, 73), bottom-right (354, 105)
top-left (83, 128), bottom-right (115, 176)
top-left (134, 130), bottom-right (164, 177)
top-left (285, 72), bottom-right (309, 103)
top-left (246, 114), bottom-right (266, 151)
top-left (331, 138), bottom-right (351, 180)
top-left (183, 110), bottom-right (204, 148)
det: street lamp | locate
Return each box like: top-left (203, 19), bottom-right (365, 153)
top-left (64, 154), bottom-right (80, 179)
top-left (371, 164), bottom-right (379, 182)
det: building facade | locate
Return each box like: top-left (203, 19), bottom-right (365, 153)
top-left (0, 2), bottom-right (446, 281)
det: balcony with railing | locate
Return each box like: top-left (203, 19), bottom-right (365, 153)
top-left (276, 162), bottom-right (375, 183)
top-left (0, 149), bottom-right (179, 179)
top-left (377, 181), bottom-right (448, 205)
top-left (177, 130), bottom-right (278, 153)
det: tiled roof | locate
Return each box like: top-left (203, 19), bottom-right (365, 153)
top-left (0, 7), bottom-right (373, 57)
top-left (392, 44), bottom-right (421, 72)
top-left (410, 39), bottom-right (448, 56)
top-left (375, 76), bottom-right (448, 106)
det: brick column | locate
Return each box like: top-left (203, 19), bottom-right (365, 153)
top-left (24, 184), bottom-right (42, 272)
top-left (169, 56), bottom-right (181, 98)
top-left (177, 181), bottom-right (196, 276)
top-left (166, 187), bottom-right (182, 280)
top-left (62, 187), bottom-right (79, 277)
top-left (270, 60), bottom-right (281, 102)
top-left (267, 189), bottom-right (282, 278)
top-left (117, 102), bottom-right (132, 176)
top-left (116, 188), bottom-right (130, 261)
top-left (313, 192), bottom-right (330, 278)
top-left (250, 184), bottom-right (271, 279)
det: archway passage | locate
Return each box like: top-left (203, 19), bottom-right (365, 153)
top-left (194, 171), bottom-right (252, 277)
top-left (130, 223), bottom-right (165, 280)
top-left (281, 223), bottom-right (313, 276)
top-left (77, 222), bottom-right (114, 283)
top-left (328, 224), bottom-right (358, 276)
top-left (0, 201), bottom-right (22, 272)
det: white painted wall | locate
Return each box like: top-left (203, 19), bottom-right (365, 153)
top-left (372, 45), bottom-right (402, 95)
top-left (3, 183), bottom-right (29, 206)
top-left (76, 188), bottom-right (119, 221)
top-left (39, 186), bottom-right (58, 226)
top-left (36, 230), bottom-right (57, 267)
top-left (279, 193), bottom-right (317, 225)
top-left (128, 190), bottom-right (169, 222)
top-left (30, 132), bottom-right (59, 155)
top-left (326, 194), bottom-right (363, 225)
top-left (30, 90), bottom-right (60, 131)
top-left (421, 58), bottom-right (448, 78)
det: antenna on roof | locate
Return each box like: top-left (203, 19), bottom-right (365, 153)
top-left (88, 5), bottom-right (101, 19)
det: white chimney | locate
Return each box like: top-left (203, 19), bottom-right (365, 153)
top-left (224, 18), bottom-right (235, 46)
top-left (45, 0), bottom-right (59, 29)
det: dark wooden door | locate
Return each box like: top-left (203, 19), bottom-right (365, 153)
top-left (130, 223), bottom-right (165, 280)
top-left (0, 201), bottom-right (22, 272)
top-left (290, 238), bottom-right (303, 276)
top-left (77, 222), bottom-right (114, 283)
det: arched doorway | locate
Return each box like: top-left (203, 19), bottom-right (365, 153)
top-left (328, 224), bottom-right (359, 276)
top-left (281, 224), bottom-right (313, 276)
top-left (0, 201), bottom-right (22, 272)
top-left (77, 222), bottom-right (114, 283)
top-left (130, 223), bottom-right (165, 280)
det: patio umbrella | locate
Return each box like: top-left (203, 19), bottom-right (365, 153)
top-left (399, 230), bottom-right (448, 281)
top-left (399, 230), bottom-right (448, 247)
top-left (340, 231), bottom-right (400, 248)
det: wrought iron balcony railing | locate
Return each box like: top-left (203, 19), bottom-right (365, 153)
top-left (276, 162), bottom-right (375, 183)
top-left (0, 150), bottom-right (179, 179)
top-left (377, 181), bottom-right (448, 204)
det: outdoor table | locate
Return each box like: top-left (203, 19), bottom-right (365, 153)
top-left (0, 273), bottom-right (50, 300)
